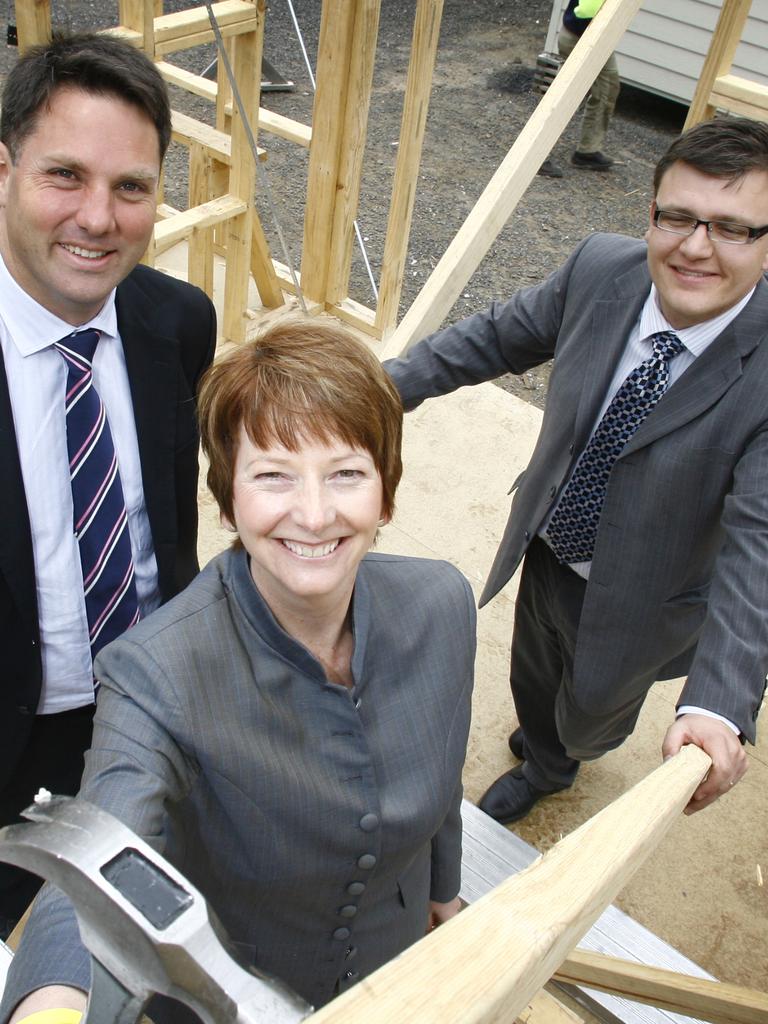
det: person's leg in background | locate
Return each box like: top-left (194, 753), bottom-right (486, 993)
top-left (558, 26), bottom-right (620, 170)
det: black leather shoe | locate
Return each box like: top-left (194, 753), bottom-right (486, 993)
top-left (478, 765), bottom-right (556, 824)
top-left (571, 150), bottom-right (613, 171)
top-left (508, 727), bottom-right (524, 760)
top-left (537, 157), bottom-right (563, 178)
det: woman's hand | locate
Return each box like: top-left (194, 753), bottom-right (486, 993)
top-left (426, 896), bottom-right (462, 933)
top-left (9, 985), bottom-right (86, 1023)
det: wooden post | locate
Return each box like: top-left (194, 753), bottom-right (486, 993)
top-left (375, 0), bottom-right (444, 336)
top-left (118, 0), bottom-right (161, 54)
top-left (379, 0), bottom-right (643, 359)
top-left (324, 0), bottom-right (382, 306)
top-left (188, 142), bottom-right (215, 295)
top-left (306, 745), bottom-right (710, 1024)
top-left (684, 0), bottom-right (754, 129)
top-left (555, 949), bottom-right (768, 1024)
top-left (300, 0), bottom-right (358, 303)
top-left (222, 10), bottom-right (261, 343)
top-left (15, 0), bottom-right (52, 53)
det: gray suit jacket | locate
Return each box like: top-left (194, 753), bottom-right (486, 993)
top-left (385, 232), bottom-right (768, 741)
top-left (1, 548), bottom-right (475, 1015)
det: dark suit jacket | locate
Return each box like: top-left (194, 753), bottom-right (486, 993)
top-left (0, 265), bottom-right (216, 789)
top-left (385, 232), bottom-right (768, 742)
top-left (1, 548), bottom-right (475, 1015)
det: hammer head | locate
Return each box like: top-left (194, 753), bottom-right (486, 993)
top-left (0, 796), bottom-right (311, 1024)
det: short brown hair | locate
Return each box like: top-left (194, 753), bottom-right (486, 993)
top-left (654, 117), bottom-right (768, 194)
top-left (1, 32), bottom-right (171, 162)
top-left (198, 318), bottom-right (403, 525)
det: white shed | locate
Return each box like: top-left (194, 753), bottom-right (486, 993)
top-left (542, 0), bottom-right (768, 106)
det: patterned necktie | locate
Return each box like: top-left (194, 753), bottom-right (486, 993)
top-left (55, 329), bottom-right (140, 658)
top-left (546, 330), bottom-right (685, 564)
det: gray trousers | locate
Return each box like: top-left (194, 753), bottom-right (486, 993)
top-left (558, 27), bottom-right (620, 153)
top-left (511, 539), bottom-right (655, 791)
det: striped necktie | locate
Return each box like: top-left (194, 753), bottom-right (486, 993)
top-left (546, 330), bottom-right (685, 564)
top-left (55, 329), bottom-right (140, 658)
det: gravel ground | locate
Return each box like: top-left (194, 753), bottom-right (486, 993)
top-left (1, 0), bottom-right (688, 407)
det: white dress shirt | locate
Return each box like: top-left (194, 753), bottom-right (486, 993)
top-left (0, 255), bottom-right (160, 714)
top-left (541, 283), bottom-right (755, 735)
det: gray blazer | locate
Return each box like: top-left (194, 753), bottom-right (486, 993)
top-left (386, 232), bottom-right (768, 742)
top-left (1, 548), bottom-right (475, 1015)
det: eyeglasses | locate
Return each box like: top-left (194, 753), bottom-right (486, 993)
top-left (653, 207), bottom-right (768, 245)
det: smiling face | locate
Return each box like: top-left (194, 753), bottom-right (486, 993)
top-left (646, 161), bottom-right (768, 329)
top-left (0, 86), bottom-right (160, 325)
top-left (225, 428), bottom-right (386, 620)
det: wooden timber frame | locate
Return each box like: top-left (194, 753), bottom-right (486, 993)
top-left (3, 747), bottom-right (767, 1023)
top-left (684, 0), bottom-right (768, 129)
top-left (15, 0), bottom-right (445, 342)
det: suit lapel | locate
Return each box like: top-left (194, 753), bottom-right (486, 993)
top-left (0, 347), bottom-right (38, 628)
top-left (572, 262), bottom-right (651, 449)
top-left (116, 280), bottom-right (180, 550)
top-left (624, 278), bottom-right (768, 456)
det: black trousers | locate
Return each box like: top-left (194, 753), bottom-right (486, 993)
top-left (0, 704), bottom-right (95, 938)
top-left (510, 538), bottom-right (654, 791)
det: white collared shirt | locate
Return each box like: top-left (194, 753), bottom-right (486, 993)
top-left (0, 255), bottom-right (160, 713)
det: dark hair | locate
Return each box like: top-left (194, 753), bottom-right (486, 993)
top-left (198, 318), bottom-right (404, 526)
top-left (1, 32), bottom-right (171, 162)
top-left (654, 118), bottom-right (768, 193)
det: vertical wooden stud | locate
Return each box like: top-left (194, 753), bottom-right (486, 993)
top-left (375, 0), bottom-right (444, 336)
top-left (118, 0), bottom-right (158, 54)
top-left (300, 0), bottom-right (358, 303)
top-left (188, 142), bottom-right (214, 295)
top-left (16, 0), bottom-right (52, 53)
top-left (324, 0), bottom-right (382, 306)
top-left (684, 0), bottom-right (754, 128)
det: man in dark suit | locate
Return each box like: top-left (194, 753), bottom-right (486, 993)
top-left (385, 118), bottom-right (768, 823)
top-left (0, 33), bottom-right (216, 933)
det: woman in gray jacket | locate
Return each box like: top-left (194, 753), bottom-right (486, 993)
top-left (3, 319), bottom-right (476, 1023)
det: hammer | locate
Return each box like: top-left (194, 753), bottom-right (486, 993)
top-left (0, 795), bottom-right (312, 1024)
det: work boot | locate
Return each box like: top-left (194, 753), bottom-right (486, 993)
top-left (537, 157), bottom-right (564, 178)
top-left (571, 150), bottom-right (613, 171)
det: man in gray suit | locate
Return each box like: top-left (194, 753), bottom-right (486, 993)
top-left (385, 118), bottom-right (768, 823)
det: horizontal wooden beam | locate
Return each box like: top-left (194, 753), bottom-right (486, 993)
top-left (154, 0), bottom-right (258, 56)
top-left (157, 61), bottom-right (218, 101)
top-left (556, 949), bottom-right (768, 1024)
top-left (709, 73), bottom-right (768, 120)
top-left (171, 110), bottom-right (267, 164)
top-left (157, 63), bottom-right (311, 146)
top-left (152, 194), bottom-right (247, 253)
top-left (328, 297), bottom-right (380, 339)
top-left (99, 25), bottom-right (144, 47)
top-left (307, 746), bottom-right (710, 1024)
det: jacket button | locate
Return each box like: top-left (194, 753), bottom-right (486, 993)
top-left (357, 854), bottom-right (376, 870)
top-left (344, 971), bottom-right (359, 981)
top-left (346, 881), bottom-right (365, 896)
top-left (333, 927), bottom-right (351, 940)
top-left (345, 946), bottom-right (358, 961)
top-left (359, 813), bottom-right (378, 832)
top-left (339, 905), bottom-right (358, 918)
